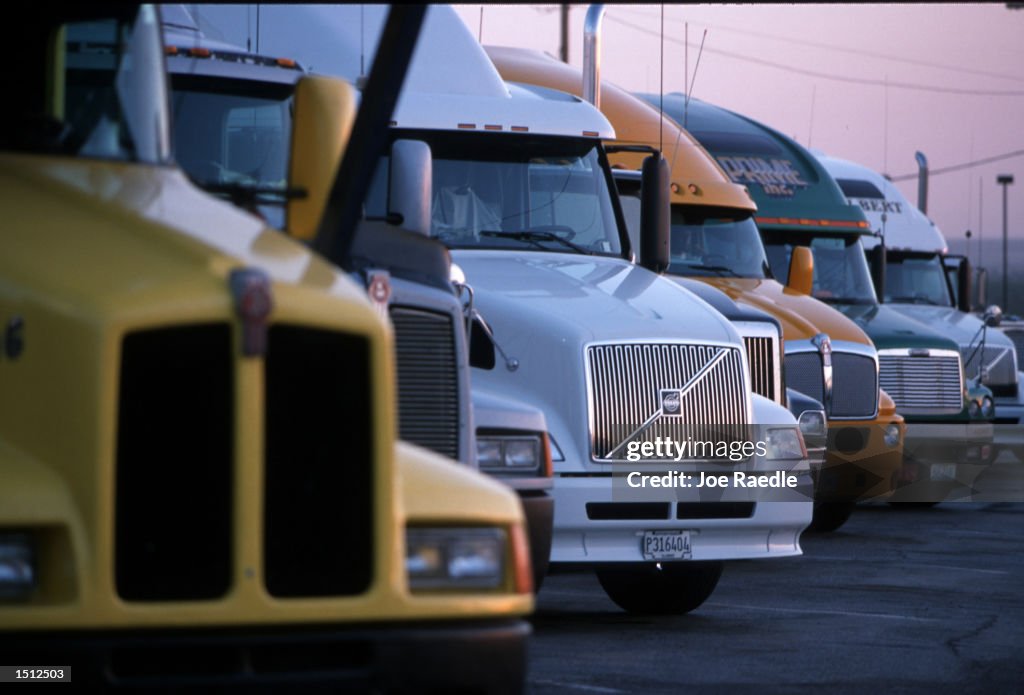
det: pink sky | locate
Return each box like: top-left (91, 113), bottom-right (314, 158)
top-left (455, 3), bottom-right (1024, 246)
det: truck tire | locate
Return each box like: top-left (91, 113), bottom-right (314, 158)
top-left (810, 500), bottom-right (856, 532)
top-left (595, 561), bottom-right (723, 615)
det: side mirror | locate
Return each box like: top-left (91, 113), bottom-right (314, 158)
top-left (984, 304), bottom-right (1003, 327)
top-left (787, 246), bottom-right (814, 295)
top-left (389, 139), bottom-right (433, 236)
top-left (286, 75), bottom-right (356, 241)
top-left (867, 243), bottom-right (886, 300)
top-left (975, 267), bottom-right (989, 310)
top-left (639, 154), bottom-right (670, 273)
top-left (945, 255), bottom-right (972, 313)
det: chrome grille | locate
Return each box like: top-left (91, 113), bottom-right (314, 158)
top-left (390, 306), bottom-right (460, 460)
top-left (878, 351), bottom-right (963, 414)
top-left (830, 353), bottom-right (878, 419)
top-left (785, 352), bottom-right (825, 404)
top-left (743, 336), bottom-right (777, 404)
top-left (1004, 328), bottom-right (1024, 366)
top-left (961, 343), bottom-right (1018, 388)
top-left (587, 343), bottom-right (749, 460)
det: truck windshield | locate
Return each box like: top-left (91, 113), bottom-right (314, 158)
top-left (668, 210), bottom-right (771, 279)
top-left (884, 253), bottom-right (953, 307)
top-left (2, 5), bottom-right (170, 163)
top-left (763, 234), bottom-right (878, 304)
top-left (170, 76), bottom-right (293, 228)
top-left (375, 132), bottom-right (623, 256)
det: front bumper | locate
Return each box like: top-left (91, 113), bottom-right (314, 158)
top-left (816, 420), bottom-right (904, 503)
top-left (0, 619), bottom-right (529, 692)
top-left (549, 471), bottom-right (813, 564)
top-left (891, 421), bottom-right (996, 503)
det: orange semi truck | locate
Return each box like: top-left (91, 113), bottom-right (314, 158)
top-left (488, 45), bottom-right (904, 531)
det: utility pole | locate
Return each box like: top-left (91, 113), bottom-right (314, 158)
top-left (560, 4), bottom-right (569, 63)
top-left (997, 174), bottom-right (1014, 311)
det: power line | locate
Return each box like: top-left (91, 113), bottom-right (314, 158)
top-left (613, 5), bottom-right (1024, 85)
top-left (606, 15), bottom-right (1024, 97)
top-left (889, 149), bottom-right (1024, 181)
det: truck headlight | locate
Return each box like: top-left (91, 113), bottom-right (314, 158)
top-left (884, 423), bottom-right (901, 448)
top-left (0, 532), bottom-right (35, 600)
top-left (981, 396), bottom-right (995, 418)
top-left (765, 427), bottom-right (806, 460)
top-left (797, 410), bottom-right (827, 439)
top-left (476, 434), bottom-right (543, 474)
top-left (406, 527), bottom-right (505, 591)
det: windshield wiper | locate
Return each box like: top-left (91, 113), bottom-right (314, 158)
top-left (197, 181), bottom-right (307, 208)
top-left (888, 295), bottom-right (941, 306)
top-left (685, 264), bottom-right (741, 277)
top-left (480, 230), bottom-right (592, 255)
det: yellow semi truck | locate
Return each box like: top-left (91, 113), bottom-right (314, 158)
top-left (0, 5), bottom-right (531, 690)
top-left (488, 45), bottom-right (904, 532)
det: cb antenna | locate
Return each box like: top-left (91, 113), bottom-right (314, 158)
top-left (659, 4), bottom-right (664, 155)
top-left (684, 27), bottom-right (707, 130)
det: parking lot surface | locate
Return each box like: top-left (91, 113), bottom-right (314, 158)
top-left (528, 460), bottom-right (1024, 694)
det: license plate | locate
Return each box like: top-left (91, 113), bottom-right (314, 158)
top-left (642, 531), bottom-right (692, 560)
top-left (930, 463), bottom-right (957, 481)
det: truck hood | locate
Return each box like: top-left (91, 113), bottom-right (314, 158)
top-left (886, 304), bottom-right (1018, 385)
top-left (453, 251), bottom-right (738, 345)
top-left (454, 250), bottom-right (743, 473)
top-left (832, 302), bottom-right (961, 352)
top-left (2, 155), bottom-right (365, 319)
top-left (690, 277), bottom-right (872, 345)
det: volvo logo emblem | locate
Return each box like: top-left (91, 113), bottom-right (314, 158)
top-left (660, 389), bottom-right (682, 415)
top-left (908, 347), bottom-right (931, 357)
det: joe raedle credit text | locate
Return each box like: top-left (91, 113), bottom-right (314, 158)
top-left (625, 470), bottom-right (800, 489)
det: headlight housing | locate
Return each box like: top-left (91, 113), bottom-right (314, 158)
top-left (981, 396), bottom-right (995, 418)
top-left (883, 423), bottom-right (902, 448)
top-left (405, 527), bottom-right (505, 591)
top-left (476, 433), bottom-right (546, 475)
top-left (0, 532), bottom-right (35, 600)
top-left (765, 427), bottom-right (807, 460)
top-left (797, 410), bottom-right (827, 439)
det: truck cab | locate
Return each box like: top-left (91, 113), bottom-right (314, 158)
top-left (818, 152), bottom-right (1023, 459)
top-left (671, 96), bottom-right (995, 504)
top-left (162, 7), bottom-right (555, 587)
top-left (0, 5), bottom-right (532, 689)
top-left (486, 44), bottom-right (901, 532)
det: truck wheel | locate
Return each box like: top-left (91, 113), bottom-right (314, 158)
top-left (595, 561), bottom-right (723, 615)
top-left (810, 500), bottom-right (856, 532)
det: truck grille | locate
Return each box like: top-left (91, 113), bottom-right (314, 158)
top-left (587, 343), bottom-right (749, 460)
top-left (785, 352), bottom-right (824, 404)
top-left (1004, 327), bottom-right (1024, 365)
top-left (961, 343), bottom-right (1018, 389)
top-left (830, 353), bottom-right (878, 419)
top-left (743, 336), bottom-right (778, 404)
top-left (389, 306), bottom-right (460, 460)
top-left (878, 351), bottom-right (963, 414)
top-left (264, 325), bottom-right (373, 598)
top-left (785, 350), bottom-right (877, 419)
top-left (116, 324), bottom-right (234, 601)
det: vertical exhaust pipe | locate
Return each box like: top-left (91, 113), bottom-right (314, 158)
top-left (915, 151), bottom-right (928, 215)
top-left (583, 4), bottom-right (605, 108)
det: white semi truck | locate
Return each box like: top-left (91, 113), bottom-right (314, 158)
top-left (818, 152), bottom-right (1024, 458)
top-left (195, 3), bottom-right (814, 614)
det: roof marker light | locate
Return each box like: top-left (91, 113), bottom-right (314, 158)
top-left (510, 126), bottom-right (529, 132)
top-left (276, 57), bottom-right (297, 68)
top-left (165, 46), bottom-right (179, 56)
top-left (457, 123), bottom-right (476, 130)
top-left (188, 47), bottom-right (211, 58)
top-left (582, 130), bottom-right (600, 137)
top-left (484, 124), bottom-right (502, 131)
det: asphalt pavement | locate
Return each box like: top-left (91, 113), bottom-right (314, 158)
top-left (527, 458), bottom-right (1024, 694)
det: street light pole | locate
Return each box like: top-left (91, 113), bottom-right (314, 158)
top-left (997, 174), bottom-right (1014, 312)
